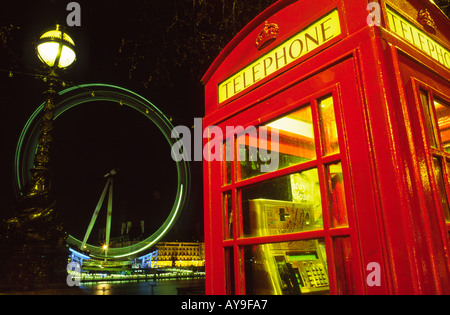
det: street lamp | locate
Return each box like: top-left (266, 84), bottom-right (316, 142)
top-left (26, 25), bottom-right (76, 197)
top-left (1, 24), bottom-right (78, 291)
top-left (36, 24), bottom-right (76, 69)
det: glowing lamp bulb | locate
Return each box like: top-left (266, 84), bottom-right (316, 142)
top-left (36, 24), bottom-right (76, 68)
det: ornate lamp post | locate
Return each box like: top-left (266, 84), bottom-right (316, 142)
top-left (29, 24), bottom-right (76, 197)
top-left (1, 25), bottom-right (76, 291)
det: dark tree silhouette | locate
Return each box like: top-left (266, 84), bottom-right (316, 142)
top-left (113, 0), bottom-right (277, 89)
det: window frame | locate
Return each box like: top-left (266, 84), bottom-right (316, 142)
top-left (414, 81), bottom-right (450, 236)
top-left (219, 85), bottom-right (358, 295)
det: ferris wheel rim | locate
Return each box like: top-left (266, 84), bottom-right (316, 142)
top-left (14, 83), bottom-right (191, 259)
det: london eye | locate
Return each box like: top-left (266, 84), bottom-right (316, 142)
top-left (14, 83), bottom-right (190, 260)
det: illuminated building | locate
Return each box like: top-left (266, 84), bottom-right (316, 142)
top-left (154, 242), bottom-right (205, 268)
top-left (100, 221), bottom-right (146, 249)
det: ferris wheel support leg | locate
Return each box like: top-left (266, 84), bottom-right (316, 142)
top-left (105, 178), bottom-right (113, 258)
top-left (81, 177), bottom-right (111, 250)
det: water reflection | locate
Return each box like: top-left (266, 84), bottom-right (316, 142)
top-left (80, 278), bottom-right (205, 295)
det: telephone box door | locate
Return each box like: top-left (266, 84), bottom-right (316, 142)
top-left (210, 57), bottom-right (388, 295)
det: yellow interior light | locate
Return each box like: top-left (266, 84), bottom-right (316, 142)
top-left (267, 117), bottom-right (314, 138)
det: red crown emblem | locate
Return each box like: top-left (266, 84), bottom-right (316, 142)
top-left (256, 21), bottom-right (279, 50)
top-left (418, 9), bottom-right (436, 33)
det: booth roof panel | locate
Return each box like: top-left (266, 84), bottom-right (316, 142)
top-left (202, 0), bottom-right (357, 85)
top-left (201, 0), bottom-right (379, 115)
top-left (201, 0), bottom-right (388, 87)
top-left (203, 0), bottom-right (450, 116)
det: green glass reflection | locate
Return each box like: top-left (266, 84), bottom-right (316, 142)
top-left (224, 141), bottom-right (232, 185)
top-left (223, 192), bottom-right (233, 239)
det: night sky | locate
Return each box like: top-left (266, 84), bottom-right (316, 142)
top-left (0, 1), bottom-right (221, 246)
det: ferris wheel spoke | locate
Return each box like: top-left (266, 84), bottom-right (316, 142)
top-left (104, 177), bottom-right (113, 257)
top-left (81, 176), bottom-right (112, 250)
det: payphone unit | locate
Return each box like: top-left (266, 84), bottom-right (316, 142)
top-left (248, 199), bottom-right (329, 294)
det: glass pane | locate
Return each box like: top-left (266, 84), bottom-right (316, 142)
top-left (333, 237), bottom-right (357, 294)
top-left (224, 141), bottom-right (232, 185)
top-left (327, 162), bottom-right (348, 227)
top-left (433, 158), bottom-right (450, 222)
top-left (223, 192), bottom-right (233, 239)
top-left (420, 90), bottom-right (438, 148)
top-left (225, 247), bottom-right (235, 294)
top-left (433, 98), bottom-right (450, 153)
top-left (243, 239), bottom-right (329, 295)
top-left (238, 105), bottom-right (316, 180)
top-left (241, 168), bottom-right (323, 237)
top-left (318, 95), bottom-right (340, 155)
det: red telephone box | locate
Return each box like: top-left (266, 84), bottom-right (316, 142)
top-left (202, 0), bottom-right (450, 295)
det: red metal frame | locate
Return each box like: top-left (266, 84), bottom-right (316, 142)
top-left (202, 0), bottom-right (450, 295)
top-left (394, 52), bottom-right (450, 293)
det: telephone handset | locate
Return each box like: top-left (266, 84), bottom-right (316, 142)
top-left (248, 199), bottom-right (329, 295)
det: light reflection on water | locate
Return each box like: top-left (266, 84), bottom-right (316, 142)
top-left (80, 278), bottom-right (205, 295)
